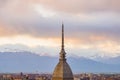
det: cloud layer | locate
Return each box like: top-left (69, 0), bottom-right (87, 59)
top-left (36, 0), bottom-right (120, 13)
top-left (0, 0), bottom-right (120, 58)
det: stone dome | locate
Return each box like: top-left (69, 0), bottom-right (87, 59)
top-left (52, 61), bottom-right (73, 80)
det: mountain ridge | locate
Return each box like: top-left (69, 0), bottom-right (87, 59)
top-left (0, 52), bottom-right (120, 73)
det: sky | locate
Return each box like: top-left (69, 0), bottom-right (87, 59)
top-left (0, 0), bottom-right (120, 58)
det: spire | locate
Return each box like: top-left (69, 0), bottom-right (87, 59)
top-left (52, 23), bottom-right (74, 80)
top-left (60, 23), bottom-right (66, 61)
top-left (62, 23), bottom-right (64, 50)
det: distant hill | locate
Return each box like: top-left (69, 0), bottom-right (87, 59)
top-left (97, 56), bottom-right (120, 64)
top-left (0, 52), bottom-right (120, 73)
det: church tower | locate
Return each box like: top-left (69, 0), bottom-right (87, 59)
top-left (52, 24), bottom-right (74, 80)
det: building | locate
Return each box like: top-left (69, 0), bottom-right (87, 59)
top-left (52, 24), bottom-right (74, 80)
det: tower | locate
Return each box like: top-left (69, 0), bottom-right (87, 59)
top-left (52, 24), bottom-right (74, 80)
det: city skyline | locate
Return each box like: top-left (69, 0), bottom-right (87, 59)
top-left (0, 0), bottom-right (120, 58)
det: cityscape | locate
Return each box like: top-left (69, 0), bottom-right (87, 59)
top-left (0, 0), bottom-right (120, 80)
top-left (0, 73), bottom-right (120, 80)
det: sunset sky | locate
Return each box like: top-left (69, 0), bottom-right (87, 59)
top-left (0, 0), bottom-right (120, 58)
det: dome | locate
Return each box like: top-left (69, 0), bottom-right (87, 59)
top-left (52, 61), bottom-right (73, 80)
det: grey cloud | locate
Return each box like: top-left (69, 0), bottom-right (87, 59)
top-left (0, 0), bottom-right (120, 58)
top-left (0, 0), bottom-right (120, 42)
top-left (37, 0), bottom-right (120, 14)
top-left (1, 0), bottom-right (120, 14)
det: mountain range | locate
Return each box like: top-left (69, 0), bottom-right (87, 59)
top-left (0, 52), bottom-right (120, 73)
